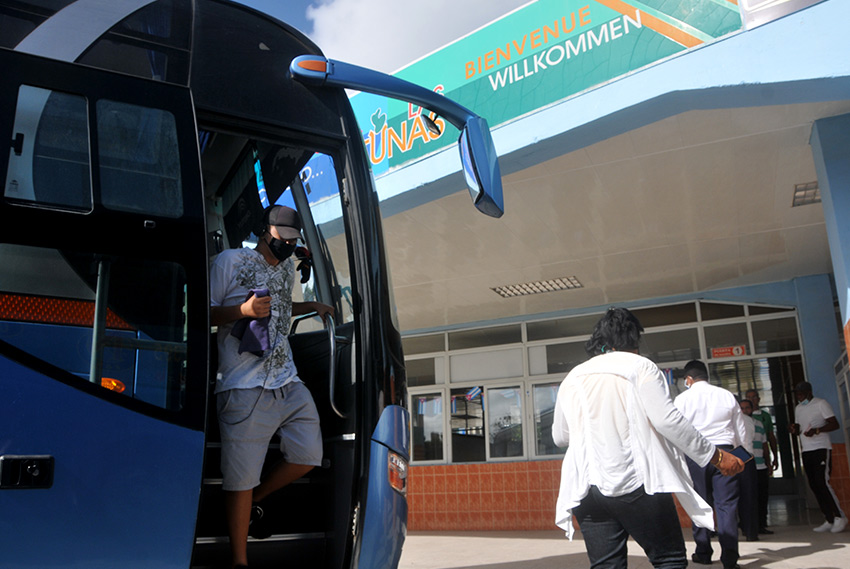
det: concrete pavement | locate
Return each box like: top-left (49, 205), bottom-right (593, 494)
top-left (399, 525), bottom-right (850, 569)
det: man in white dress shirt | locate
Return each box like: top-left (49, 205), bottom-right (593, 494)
top-left (553, 309), bottom-right (743, 569)
top-left (738, 399), bottom-right (758, 542)
top-left (674, 360), bottom-right (747, 569)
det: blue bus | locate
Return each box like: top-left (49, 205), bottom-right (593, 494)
top-left (0, 1), bottom-right (502, 568)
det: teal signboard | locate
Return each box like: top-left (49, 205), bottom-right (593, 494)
top-left (354, 0), bottom-right (743, 175)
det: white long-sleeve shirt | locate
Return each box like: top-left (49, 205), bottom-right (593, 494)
top-left (673, 380), bottom-right (747, 448)
top-left (741, 414), bottom-right (755, 455)
top-left (552, 351), bottom-right (716, 539)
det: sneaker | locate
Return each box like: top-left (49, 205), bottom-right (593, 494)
top-left (691, 553), bottom-right (712, 565)
top-left (831, 517), bottom-right (847, 533)
top-left (813, 521), bottom-right (833, 532)
top-left (249, 503), bottom-right (264, 525)
top-left (249, 503), bottom-right (272, 539)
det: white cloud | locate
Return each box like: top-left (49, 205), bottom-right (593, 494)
top-left (306, 0), bottom-right (532, 73)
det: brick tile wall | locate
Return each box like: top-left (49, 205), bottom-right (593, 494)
top-left (408, 460), bottom-right (562, 531)
top-left (407, 443), bottom-right (850, 531)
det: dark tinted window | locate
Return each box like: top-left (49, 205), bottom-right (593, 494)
top-left (0, 244), bottom-right (188, 410)
top-left (5, 85), bottom-right (92, 210)
top-left (97, 100), bottom-right (183, 217)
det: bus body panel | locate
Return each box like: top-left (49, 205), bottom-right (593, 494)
top-left (356, 443), bottom-right (408, 569)
top-left (191, 0), bottom-right (346, 140)
top-left (0, 356), bottom-right (204, 569)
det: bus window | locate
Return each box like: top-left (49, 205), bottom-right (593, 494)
top-left (5, 86), bottom-right (184, 218)
top-left (5, 85), bottom-right (92, 210)
top-left (0, 244), bottom-right (188, 411)
top-left (280, 152), bottom-right (354, 330)
top-left (97, 100), bottom-right (183, 217)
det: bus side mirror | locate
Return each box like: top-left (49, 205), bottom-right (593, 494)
top-left (459, 117), bottom-right (503, 218)
top-left (290, 55), bottom-right (505, 218)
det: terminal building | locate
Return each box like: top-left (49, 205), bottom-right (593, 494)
top-left (353, 0), bottom-right (850, 531)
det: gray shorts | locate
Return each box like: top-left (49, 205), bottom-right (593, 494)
top-left (217, 382), bottom-right (322, 491)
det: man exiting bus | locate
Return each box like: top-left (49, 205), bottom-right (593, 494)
top-left (210, 205), bottom-right (333, 569)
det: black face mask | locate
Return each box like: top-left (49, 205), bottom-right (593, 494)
top-left (267, 237), bottom-right (297, 262)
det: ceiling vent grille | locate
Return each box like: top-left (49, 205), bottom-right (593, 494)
top-left (792, 181), bottom-right (821, 207)
top-left (492, 276), bottom-right (583, 298)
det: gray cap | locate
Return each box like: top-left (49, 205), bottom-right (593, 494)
top-left (265, 205), bottom-right (302, 240)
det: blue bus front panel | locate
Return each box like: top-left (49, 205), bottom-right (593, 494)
top-left (0, 356), bottom-right (204, 569)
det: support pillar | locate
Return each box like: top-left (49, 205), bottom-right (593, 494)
top-left (811, 113), bottom-right (850, 352)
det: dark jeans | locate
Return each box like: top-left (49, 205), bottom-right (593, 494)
top-left (756, 468), bottom-right (770, 530)
top-left (802, 449), bottom-right (845, 522)
top-left (573, 485), bottom-right (687, 569)
top-left (738, 459), bottom-right (758, 539)
top-left (686, 452), bottom-right (741, 569)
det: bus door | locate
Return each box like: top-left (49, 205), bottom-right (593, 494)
top-left (195, 135), bottom-right (359, 568)
top-left (283, 149), bottom-right (359, 569)
top-left (0, 49), bottom-right (208, 569)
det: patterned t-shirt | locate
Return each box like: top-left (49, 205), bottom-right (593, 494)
top-left (210, 247), bottom-right (299, 392)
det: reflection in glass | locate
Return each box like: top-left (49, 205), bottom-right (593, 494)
top-left (6, 86), bottom-right (92, 209)
top-left (0, 245), bottom-right (187, 410)
top-left (533, 383), bottom-right (561, 455)
top-left (700, 302), bottom-right (744, 321)
top-left (488, 386), bottom-right (523, 458)
top-left (541, 342), bottom-right (587, 374)
top-left (752, 318), bottom-right (800, 353)
top-left (98, 100), bottom-right (182, 217)
top-left (450, 387), bottom-right (485, 462)
top-left (630, 303), bottom-right (697, 327)
top-left (642, 328), bottom-right (700, 363)
top-left (403, 334), bottom-right (445, 355)
top-left (704, 323), bottom-right (748, 356)
top-left (407, 357), bottom-right (437, 387)
top-left (527, 314), bottom-right (600, 341)
top-left (748, 305), bottom-right (794, 316)
top-left (412, 393), bottom-right (443, 461)
top-left (448, 324), bottom-right (521, 350)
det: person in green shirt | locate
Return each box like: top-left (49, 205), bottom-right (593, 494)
top-left (745, 389), bottom-right (777, 534)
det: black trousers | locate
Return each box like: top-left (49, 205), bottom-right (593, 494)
top-left (802, 449), bottom-right (845, 523)
top-left (573, 485), bottom-right (688, 569)
top-left (756, 467), bottom-right (770, 530)
top-left (738, 460), bottom-right (758, 539)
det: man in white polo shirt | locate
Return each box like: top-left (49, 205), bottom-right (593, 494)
top-left (674, 360), bottom-right (748, 569)
top-left (789, 381), bottom-right (846, 533)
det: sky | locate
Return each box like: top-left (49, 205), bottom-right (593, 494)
top-left (234, 0), bottom-right (533, 74)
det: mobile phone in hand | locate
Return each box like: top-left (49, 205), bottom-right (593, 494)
top-left (730, 446), bottom-right (753, 463)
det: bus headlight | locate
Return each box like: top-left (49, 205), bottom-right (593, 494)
top-left (387, 451), bottom-right (408, 496)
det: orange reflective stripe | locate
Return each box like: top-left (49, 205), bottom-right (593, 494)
top-left (0, 293), bottom-right (134, 330)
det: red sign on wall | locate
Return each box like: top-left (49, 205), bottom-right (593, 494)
top-left (711, 345), bottom-right (747, 358)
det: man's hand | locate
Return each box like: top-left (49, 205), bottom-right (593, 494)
top-left (716, 450), bottom-right (744, 476)
top-left (292, 301), bottom-right (334, 320)
top-left (788, 422), bottom-right (800, 436)
top-left (242, 293), bottom-right (271, 319)
top-left (313, 302), bottom-right (334, 319)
